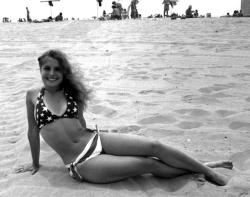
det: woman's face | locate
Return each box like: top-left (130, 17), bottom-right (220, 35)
top-left (40, 56), bottom-right (63, 89)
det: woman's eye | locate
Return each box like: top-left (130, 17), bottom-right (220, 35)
top-left (55, 67), bottom-right (62, 72)
top-left (43, 66), bottom-right (50, 71)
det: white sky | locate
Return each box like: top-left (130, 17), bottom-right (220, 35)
top-left (0, 0), bottom-right (241, 21)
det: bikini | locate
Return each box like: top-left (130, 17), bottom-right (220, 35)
top-left (35, 88), bottom-right (78, 129)
top-left (35, 88), bottom-right (103, 182)
top-left (65, 129), bottom-right (103, 182)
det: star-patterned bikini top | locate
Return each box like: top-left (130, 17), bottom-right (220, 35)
top-left (35, 88), bottom-right (79, 129)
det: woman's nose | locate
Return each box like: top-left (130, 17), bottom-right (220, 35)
top-left (49, 68), bottom-right (55, 75)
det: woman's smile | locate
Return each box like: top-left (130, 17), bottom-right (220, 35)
top-left (47, 77), bottom-right (59, 81)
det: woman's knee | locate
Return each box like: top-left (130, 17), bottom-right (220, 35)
top-left (147, 139), bottom-right (164, 156)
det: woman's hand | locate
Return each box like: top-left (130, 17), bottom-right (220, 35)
top-left (14, 163), bottom-right (40, 175)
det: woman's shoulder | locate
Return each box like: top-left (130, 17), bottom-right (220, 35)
top-left (26, 87), bottom-right (43, 104)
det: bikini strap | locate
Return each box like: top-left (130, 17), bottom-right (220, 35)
top-left (34, 87), bottom-right (45, 123)
top-left (85, 125), bottom-right (99, 133)
top-left (37, 87), bottom-right (45, 99)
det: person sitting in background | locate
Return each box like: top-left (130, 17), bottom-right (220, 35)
top-left (193, 10), bottom-right (199, 17)
top-left (55, 12), bottom-right (63, 21)
top-left (121, 9), bottom-right (128, 19)
top-left (233, 10), bottom-right (239, 17)
top-left (2, 17), bottom-right (11, 23)
top-left (170, 13), bottom-right (178, 20)
top-left (111, 1), bottom-right (122, 20)
top-left (42, 16), bottom-right (53, 22)
top-left (186, 5), bottom-right (194, 18)
top-left (238, 10), bottom-right (243, 17)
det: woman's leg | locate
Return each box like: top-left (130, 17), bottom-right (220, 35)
top-left (76, 154), bottom-right (188, 184)
top-left (99, 132), bottom-right (229, 185)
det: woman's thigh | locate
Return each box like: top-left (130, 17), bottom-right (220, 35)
top-left (99, 132), bottom-right (158, 156)
top-left (77, 154), bottom-right (153, 183)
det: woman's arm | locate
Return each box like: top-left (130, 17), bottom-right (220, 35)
top-left (26, 90), bottom-right (40, 174)
top-left (78, 103), bottom-right (87, 128)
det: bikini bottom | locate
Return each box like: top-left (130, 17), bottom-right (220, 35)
top-left (65, 131), bottom-right (103, 182)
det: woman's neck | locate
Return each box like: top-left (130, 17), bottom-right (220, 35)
top-left (44, 86), bottom-right (63, 95)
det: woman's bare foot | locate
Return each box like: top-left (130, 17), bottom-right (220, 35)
top-left (204, 160), bottom-right (233, 170)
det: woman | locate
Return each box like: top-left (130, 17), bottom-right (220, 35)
top-left (17, 49), bottom-right (232, 185)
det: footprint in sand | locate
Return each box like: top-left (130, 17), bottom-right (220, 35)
top-left (212, 83), bottom-right (237, 91)
top-left (108, 92), bottom-right (132, 97)
top-left (232, 73), bottom-right (250, 79)
top-left (174, 108), bottom-right (210, 117)
top-left (116, 125), bottom-right (141, 133)
top-left (139, 90), bottom-right (165, 95)
top-left (89, 105), bottom-right (117, 118)
top-left (199, 87), bottom-right (213, 94)
top-left (144, 129), bottom-right (184, 138)
top-left (132, 75), bottom-right (150, 80)
top-left (92, 81), bottom-right (102, 86)
top-left (182, 95), bottom-right (221, 105)
top-left (198, 83), bottom-right (237, 94)
top-left (107, 100), bottom-right (126, 106)
top-left (204, 74), bottom-right (226, 78)
top-left (138, 115), bottom-right (176, 125)
top-left (177, 121), bottom-right (203, 129)
top-left (134, 101), bottom-right (158, 107)
top-left (90, 99), bottom-right (102, 105)
top-left (245, 97), bottom-right (250, 102)
top-left (215, 110), bottom-right (237, 117)
top-left (230, 149), bottom-right (250, 171)
top-left (210, 92), bottom-right (231, 98)
top-left (229, 121), bottom-right (250, 130)
top-left (152, 67), bottom-right (167, 71)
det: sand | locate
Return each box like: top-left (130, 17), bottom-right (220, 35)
top-left (0, 18), bottom-right (250, 196)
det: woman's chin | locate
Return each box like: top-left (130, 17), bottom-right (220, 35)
top-left (44, 82), bottom-right (61, 89)
top-left (43, 80), bottom-right (62, 87)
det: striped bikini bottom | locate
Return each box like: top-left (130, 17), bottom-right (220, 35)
top-left (65, 131), bottom-right (103, 182)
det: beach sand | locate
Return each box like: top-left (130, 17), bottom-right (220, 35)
top-left (0, 18), bottom-right (250, 196)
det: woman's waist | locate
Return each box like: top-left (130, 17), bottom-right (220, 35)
top-left (41, 127), bottom-right (97, 164)
top-left (55, 142), bottom-right (89, 165)
top-left (57, 133), bottom-right (98, 165)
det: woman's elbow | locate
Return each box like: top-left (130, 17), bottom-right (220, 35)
top-left (27, 127), bottom-right (39, 140)
top-left (27, 129), bottom-right (34, 141)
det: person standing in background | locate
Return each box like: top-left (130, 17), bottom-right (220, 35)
top-left (26, 7), bottom-right (32, 22)
top-left (163, 0), bottom-right (171, 17)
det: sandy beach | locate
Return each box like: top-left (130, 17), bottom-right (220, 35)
top-left (0, 18), bottom-right (250, 196)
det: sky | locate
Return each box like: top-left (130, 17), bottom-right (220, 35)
top-left (0, 0), bottom-right (241, 22)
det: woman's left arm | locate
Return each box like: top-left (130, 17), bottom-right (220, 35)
top-left (78, 104), bottom-right (86, 128)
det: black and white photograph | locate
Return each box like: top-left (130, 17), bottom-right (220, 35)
top-left (0, 0), bottom-right (249, 196)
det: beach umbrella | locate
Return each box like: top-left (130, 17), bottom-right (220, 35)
top-left (97, 0), bottom-right (102, 6)
top-left (169, 0), bottom-right (178, 8)
top-left (49, 1), bottom-right (53, 6)
top-left (96, 0), bottom-right (104, 18)
top-left (164, 0), bottom-right (178, 8)
top-left (40, 0), bottom-right (60, 18)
